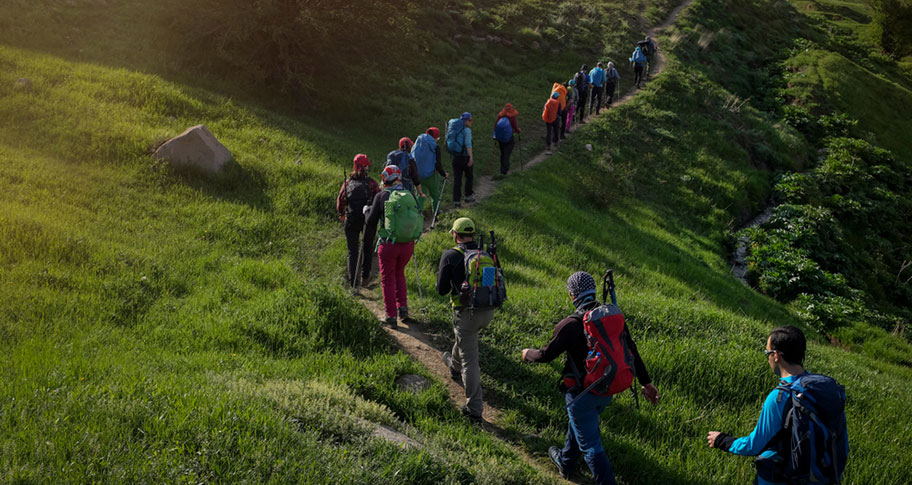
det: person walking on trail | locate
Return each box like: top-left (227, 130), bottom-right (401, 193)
top-left (542, 92), bottom-right (561, 154)
top-left (630, 46), bottom-right (648, 88)
top-left (588, 62), bottom-right (607, 115)
top-left (446, 112), bottom-right (475, 208)
top-left (574, 64), bottom-right (590, 122)
top-left (412, 126), bottom-right (448, 217)
top-left (438, 217), bottom-right (500, 420)
top-left (522, 271), bottom-right (659, 485)
top-left (386, 137), bottom-right (424, 199)
top-left (551, 82), bottom-right (569, 139)
top-left (707, 326), bottom-right (849, 485)
top-left (637, 36), bottom-right (657, 60)
top-left (604, 62), bottom-right (620, 107)
top-left (565, 79), bottom-right (579, 133)
top-left (493, 104), bottom-right (521, 175)
top-left (364, 165), bottom-right (423, 328)
top-left (336, 154), bottom-right (380, 288)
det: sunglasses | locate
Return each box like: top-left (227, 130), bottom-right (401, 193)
top-left (763, 349), bottom-right (777, 357)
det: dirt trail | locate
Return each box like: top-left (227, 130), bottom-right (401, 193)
top-left (353, 0), bottom-right (693, 479)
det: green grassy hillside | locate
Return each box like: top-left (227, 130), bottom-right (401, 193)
top-left (2, 0), bottom-right (911, 483)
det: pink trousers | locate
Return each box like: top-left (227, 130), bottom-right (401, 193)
top-left (377, 241), bottom-right (415, 318)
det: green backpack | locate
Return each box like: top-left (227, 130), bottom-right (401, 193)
top-left (379, 188), bottom-right (423, 243)
top-left (453, 246), bottom-right (507, 309)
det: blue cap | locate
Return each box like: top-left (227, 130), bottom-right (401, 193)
top-left (461, 112), bottom-right (472, 120)
top-left (551, 92), bottom-right (559, 99)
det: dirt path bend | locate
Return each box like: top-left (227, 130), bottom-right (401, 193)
top-left (353, 0), bottom-right (694, 479)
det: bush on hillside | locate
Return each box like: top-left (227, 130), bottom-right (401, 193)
top-left (866, 0), bottom-right (912, 58)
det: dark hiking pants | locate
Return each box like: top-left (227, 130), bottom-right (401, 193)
top-left (497, 138), bottom-right (515, 174)
top-left (451, 154), bottom-right (473, 203)
top-left (344, 219), bottom-right (376, 286)
top-left (605, 81), bottom-right (617, 106)
top-left (545, 120), bottom-right (559, 147)
top-left (558, 107), bottom-right (567, 138)
top-left (590, 85), bottom-right (604, 115)
top-left (577, 89), bottom-right (589, 121)
top-left (634, 65), bottom-right (645, 87)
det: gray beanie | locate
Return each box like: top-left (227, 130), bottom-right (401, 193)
top-left (567, 271), bottom-right (597, 300)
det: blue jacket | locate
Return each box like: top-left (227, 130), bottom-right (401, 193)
top-left (630, 47), bottom-right (648, 65)
top-left (589, 67), bottom-right (606, 87)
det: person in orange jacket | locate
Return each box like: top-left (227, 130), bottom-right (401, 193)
top-left (542, 92), bottom-right (561, 154)
top-left (552, 82), bottom-right (568, 139)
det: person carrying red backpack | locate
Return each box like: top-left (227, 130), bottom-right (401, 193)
top-left (522, 271), bottom-right (659, 484)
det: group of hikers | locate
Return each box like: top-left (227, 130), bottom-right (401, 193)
top-left (335, 35), bottom-right (850, 485)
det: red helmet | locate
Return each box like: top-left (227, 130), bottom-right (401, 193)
top-left (381, 165), bottom-right (401, 185)
top-left (353, 153), bottom-right (370, 170)
top-left (398, 137), bottom-right (413, 151)
top-left (426, 127), bottom-right (440, 139)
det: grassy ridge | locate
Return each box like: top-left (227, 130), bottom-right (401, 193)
top-left (2, 0), bottom-right (912, 483)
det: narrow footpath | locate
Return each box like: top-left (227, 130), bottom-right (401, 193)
top-left (354, 0), bottom-right (693, 479)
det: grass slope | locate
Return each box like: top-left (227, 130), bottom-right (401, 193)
top-left (2, 0), bottom-right (911, 484)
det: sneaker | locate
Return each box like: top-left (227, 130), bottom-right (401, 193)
top-left (464, 195), bottom-right (475, 203)
top-left (549, 446), bottom-right (569, 479)
top-left (460, 404), bottom-right (483, 421)
top-left (383, 316), bottom-right (398, 328)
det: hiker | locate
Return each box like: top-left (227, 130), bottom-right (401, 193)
top-left (412, 126), bottom-right (448, 218)
top-left (589, 62), bottom-right (607, 115)
top-left (630, 46), bottom-right (648, 88)
top-left (364, 165), bottom-right (423, 328)
top-left (522, 271), bottom-right (659, 484)
top-left (637, 36), bottom-right (657, 60)
top-left (566, 79), bottom-right (579, 133)
top-left (604, 62), bottom-right (620, 107)
top-left (574, 64), bottom-right (590, 122)
top-left (336, 154), bottom-right (380, 288)
top-left (446, 112), bottom-right (475, 208)
top-left (542, 92), bottom-right (561, 154)
top-left (551, 82), bottom-right (569, 140)
top-left (438, 217), bottom-right (506, 420)
top-left (707, 325), bottom-right (849, 485)
top-left (386, 137), bottom-right (423, 199)
top-left (493, 104), bottom-right (521, 175)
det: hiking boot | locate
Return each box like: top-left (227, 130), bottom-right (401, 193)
top-left (549, 446), bottom-right (570, 479)
top-left (460, 404), bottom-right (483, 422)
top-left (398, 307), bottom-right (414, 324)
top-left (383, 316), bottom-right (398, 328)
top-left (464, 195), bottom-right (475, 203)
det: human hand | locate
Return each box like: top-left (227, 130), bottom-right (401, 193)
top-left (444, 172), bottom-right (449, 179)
top-left (521, 348), bottom-right (532, 361)
top-left (642, 383), bottom-right (660, 405)
top-left (468, 158), bottom-right (474, 167)
top-left (362, 205), bottom-right (370, 216)
top-left (706, 431), bottom-right (721, 448)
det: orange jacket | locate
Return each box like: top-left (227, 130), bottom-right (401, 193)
top-left (542, 98), bottom-right (560, 123)
top-left (551, 83), bottom-right (568, 110)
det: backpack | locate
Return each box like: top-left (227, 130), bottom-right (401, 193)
top-left (574, 70), bottom-right (589, 92)
top-left (385, 150), bottom-right (412, 180)
top-left (573, 303), bottom-right (635, 397)
top-left (454, 245), bottom-right (507, 309)
top-left (631, 49), bottom-right (647, 65)
top-left (446, 118), bottom-right (467, 155)
top-left (344, 177), bottom-right (373, 220)
top-left (637, 40), bottom-right (653, 56)
top-left (765, 374), bottom-right (848, 484)
top-left (379, 188), bottom-right (422, 243)
top-left (493, 117), bottom-right (513, 143)
top-left (411, 133), bottom-right (437, 180)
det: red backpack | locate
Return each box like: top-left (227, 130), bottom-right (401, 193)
top-left (578, 303), bottom-right (635, 396)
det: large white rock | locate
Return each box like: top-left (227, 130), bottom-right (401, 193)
top-left (153, 125), bottom-right (231, 173)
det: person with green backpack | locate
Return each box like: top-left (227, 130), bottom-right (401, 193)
top-left (365, 165), bottom-right (423, 328)
top-left (437, 217), bottom-right (506, 420)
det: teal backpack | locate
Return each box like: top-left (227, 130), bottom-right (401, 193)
top-left (379, 188), bottom-right (422, 243)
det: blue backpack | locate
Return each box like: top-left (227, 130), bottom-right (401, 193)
top-left (411, 133), bottom-right (437, 180)
top-left (385, 150), bottom-right (415, 192)
top-left (763, 374), bottom-right (849, 484)
top-left (630, 48), bottom-right (647, 65)
top-left (493, 117), bottom-right (513, 143)
top-left (446, 118), bottom-right (467, 155)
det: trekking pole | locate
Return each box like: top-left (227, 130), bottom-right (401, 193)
top-left (429, 177), bottom-right (447, 230)
top-left (602, 269), bottom-right (617, 306)
top-left (354, 231), bottom-right (366, 288)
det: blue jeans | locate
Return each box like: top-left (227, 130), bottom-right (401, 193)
top-left (554, 391), bottom-right (617, 485)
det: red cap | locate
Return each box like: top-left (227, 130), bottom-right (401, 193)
top-left (427, 127), bottom-right (440, 139)
top-left (353, 153), bottom-right (370, 170)
top-left (398, 137), bottom-right (413, 151)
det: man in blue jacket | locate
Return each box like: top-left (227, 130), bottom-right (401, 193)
top-left (588, 62), bottom-right (607, 115)
top-left (707, 326), bottom-right (849, 484)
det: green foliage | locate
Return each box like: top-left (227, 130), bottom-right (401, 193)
top-left (866, 0), bottom-right (912, 58)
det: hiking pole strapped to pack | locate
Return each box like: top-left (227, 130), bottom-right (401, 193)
top-left (487, 230), bottom-right (502, 270)
top-left (429, 178), bottom-right (447, 230)
top-left (602, 269), bottom-right (618, 306)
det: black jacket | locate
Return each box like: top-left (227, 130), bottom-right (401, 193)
top-left (436, 241), bottom-right (479, 296)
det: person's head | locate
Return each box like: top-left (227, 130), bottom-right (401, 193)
top-left (566, 271), bottom-right (597, 304)
top-left (380, 165), bottom-right (401, 186)
top-left (551, 91), bottom-right (560, 99)
top-left (597, 61), bottom-right (604, 68)
top-left (451, 217), bottom-right (475, 243)
top-left (398, 137), bottom-right (413, 151)
top-left (427, 127), bottom-right (440, 140)
top-left (607, 61), bottom-right (615, 69)
top-left (569, 79), bottom-right (576, 87)
top-left (499, 104), bottom-right (519, 118)
top-left (646, 36), bottom-right (651, 41)
top-left (581, 64), bottom-right (588, 71)
top-left (461, 112), bottom-right (473, 126)
top-left (766, 325), bottom-right (806, 375)
top-left (352, 153), bottom-right (370, 176)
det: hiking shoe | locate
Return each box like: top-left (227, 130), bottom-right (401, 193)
top-left (549, 446), bottom-right (570, 478)
top-left (460, 405), bottom-right (483, 422)
top-left (464, 195), bottom-right (475, 203)
top-left (398, 307), bottom-right (414, 324)
top-left (383, 316), bottom-right (398, 328)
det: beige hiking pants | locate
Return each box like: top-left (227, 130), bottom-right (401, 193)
top-left (451, 307), bottom-right (495, 417)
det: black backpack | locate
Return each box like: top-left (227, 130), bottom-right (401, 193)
top-left (344, 177), bottom-right (373, 220)
top-left (575, 70), bottom-right (589, 92)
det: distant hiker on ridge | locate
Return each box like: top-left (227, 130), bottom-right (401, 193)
top-left (630, 46), bottom-right (648, 88)
top-left (522, 271), bottom-right (659, 485)
top-left (446, 112), bottom-right (475, 208)
top-left (637, 36), bottom-right (657, 61)
top-left (364, 165), bottom-right (423, 328)
top-left (589, 62), bottom-right (606, 115)
top-left (604, 62), bottom-right (620, 107)
top-left (542, 92), bottom-right (561, 154)
top-left (574, 64), bottom-right (590, 123)
top-left (411, 126), bottom-right (448, 218)
top-left (707, 325), bottom-right (849, 485)
top-left (493, 104), bottom-right (521, 175)
top-left (336, 154), bottom-right (380, 288)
